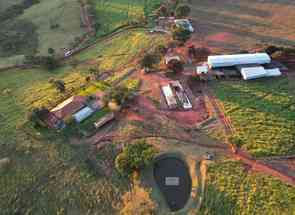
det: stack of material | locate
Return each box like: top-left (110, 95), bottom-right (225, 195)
top-left (162, 85), bottom-right (178, 109)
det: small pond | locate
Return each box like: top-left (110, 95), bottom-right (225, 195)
top-left (153, 157), bottom-right (192, 211)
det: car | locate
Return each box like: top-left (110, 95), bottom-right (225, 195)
top-left (174, 19), bottom-right (194, 32)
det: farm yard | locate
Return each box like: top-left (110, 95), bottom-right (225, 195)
top-left (1, 0), bottom-right (295, 214)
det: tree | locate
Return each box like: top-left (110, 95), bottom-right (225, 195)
top-left (172, 27), bottom-right (191, 43)
top-left (48, 48), bottom-right (55, 55)
top-left (89, 66), bottom-right (101, 80)
top-left (53, 80), bottom-right (65, 93)
top-left (155, 44), bottom-right (167, 56)
top-left (115, 140), bottom-right (157, 177)
top-left (140, 53), bottom-right (160, 70)
top-left (155, 5), bottom-right (169, 17)
top-left (45, 56), bottom-right (59, 70)
top-left (120, 185), bottom-right (157, 215)
top-left (28, 107), bottom-right (50, 127)
top-left (175, 4), bottom-right (191, 18)
top-left (167, 59), bottom-right (184, 73)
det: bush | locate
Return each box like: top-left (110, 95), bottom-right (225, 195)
top-left (175, 5), bottom-right (191, 18)
top-left (167, 59), bottom-right (184, 73)
top-left (172, 27), bottom-right (191, 43)
top-left (140, 53), bottom-right (160, 69)
top-left (115, 140), bottom-right (157, 177)
top-left (120, 185), bottom-right (157, 215)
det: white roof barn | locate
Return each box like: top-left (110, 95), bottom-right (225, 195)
top-left (240, 66), bottom-right (267, 80)
top-left (265, 68), bottom-right (282, 77)
top-left (208, 53), bottom-right (271, 68)
top-left (239, 66), bottom-right (281, 80)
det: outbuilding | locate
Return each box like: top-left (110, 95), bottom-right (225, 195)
top-left (208, 53), bottom-right (271, 68)
top-left (73, 106), bottom-right (95, 123)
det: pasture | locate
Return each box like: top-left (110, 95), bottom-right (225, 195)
top-left (18, 0), bottom-right (84, 55)
top-left (190, 0), bottom-right (295, 52)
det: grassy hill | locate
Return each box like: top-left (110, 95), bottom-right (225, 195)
top-left (0, 0), bottom-right (84, 68)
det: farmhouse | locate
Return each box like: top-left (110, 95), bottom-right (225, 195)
top-left (49, 92), bottom-right (106, 125)
top-left (51, 96), bottom-right (87, 120)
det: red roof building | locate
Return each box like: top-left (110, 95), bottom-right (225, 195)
top-left (50, 96), bottom-right (86, 120)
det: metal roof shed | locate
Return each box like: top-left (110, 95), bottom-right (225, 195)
top-left (240, 66), bottom-right (267, 80)
top-left (208, 53), bottom-right (271, 68)
top-left (73, 106), bottom-right (95, 123)
top-left (265, 68), bottom-right (282, 77)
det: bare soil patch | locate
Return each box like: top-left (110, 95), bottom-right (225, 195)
top-left (189, 0), bottom-right (295, 52)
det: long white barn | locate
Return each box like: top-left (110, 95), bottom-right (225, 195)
top-left (208, 53), bottom-right (271, 68)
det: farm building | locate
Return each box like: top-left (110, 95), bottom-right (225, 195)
top-left (73, 106), bottom-right (95, 123)
top-left (196, 65), bottom-right (209, 75)
top-left (51, 96), bottom-right (87, 120)
top-left (208, 53), bottom-right (271, 68)
top-left (165, 55), bottom-right (181, 65)
top-left (236, 65), bottom-right (282, 80)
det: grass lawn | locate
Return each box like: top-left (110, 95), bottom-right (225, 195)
top-left (200, 160), bottom-right (295, 215)
top-left (211, 78), bottom-right (295, 157)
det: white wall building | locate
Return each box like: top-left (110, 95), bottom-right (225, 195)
top-left (208, 53), bottom-right (271, 68)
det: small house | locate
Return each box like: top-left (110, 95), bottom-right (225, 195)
top-left (50, 96), bottom-right (87, 121)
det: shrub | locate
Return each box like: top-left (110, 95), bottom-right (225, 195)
top-left (140, 53), bottom-right (160, 69)
top-left (115, 140), bottom-right (157, 177)
top-left (172, 27), bottom-right (191, 43)
top-left (167, 59), bottom-right (184, 73)
top-left (120, 185), bottom-right (157, 215)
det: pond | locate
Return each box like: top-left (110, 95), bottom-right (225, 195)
top-left (153, 157), bottom-right (192, 211)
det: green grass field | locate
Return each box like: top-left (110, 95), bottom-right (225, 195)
top-left (211, 78), bottom-right (295, 157)
top-left (200, 160), bottom-right (295, 215)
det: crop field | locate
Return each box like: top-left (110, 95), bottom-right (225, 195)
top-left (190, 0), bottom-right (295, 52)
top-left (211, 78), bottom-right (295, 157)
top-left (200, 160), bottom-right (295, 215)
